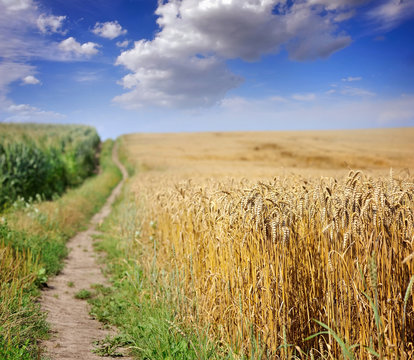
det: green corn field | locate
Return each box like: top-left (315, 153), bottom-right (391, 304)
top-left (0, 123), bottom-right (100, 209)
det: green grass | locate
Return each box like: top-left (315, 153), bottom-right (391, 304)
top-left (89, 140), bottom-right (291, 360)
top-left (0, 139), bottom-right (122, 360)
top-left (88, 166), bottom-right (224, 359)
top-left (75, 289), bottom-right (92, 300)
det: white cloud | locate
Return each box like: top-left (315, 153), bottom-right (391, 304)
top-left (0, 0), bottom-right (77, 113)
top-left (59, 37), bottom-right (100, 57)
top-left (368, 0), bottom-right (414, 31)
top-left (114, 55), bottom-right (242, 108)
top-left (334, 10), bottom-right (356, 22)
top-left (116, 0), bottom-right (358, 109)
top-left (37, 14), bottom-right (66, 34)
top-left (342, 76), bottom-right (362, 82)
top-left (283, 3), bottom-right (351, 61)
top-left (0, 62), bottom-right (33, 90)
top-left (341, 86), bottom-right (375, 97)
top-left (22, 75), bottom-right (40, 85)
top-left (0, 10), bottom-right (60, 60)
top-left (5, 103), bottom-right (65, 122)
top-left (0, 0), bottom-right (33, 12)
top-left (0, 1), bottom-right (72, 121)
top-left (116, 40), bottom-right (130, 48)
top-left (0, 64), bottom-right (64, 123)
top-left (292, 93), bottom-right (317, 101)
top-left (308, 0), bottom-right (372, 11)
top-left (0, 62), bottom-right (34, 109)
top-left (92, 21), bottom-right (127, 39)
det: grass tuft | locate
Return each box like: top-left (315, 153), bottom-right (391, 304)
top-left (74, 289), bottom-right (92, 300)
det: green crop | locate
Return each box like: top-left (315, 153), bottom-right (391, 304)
top-left (0, 123), bottom-right (100, 209)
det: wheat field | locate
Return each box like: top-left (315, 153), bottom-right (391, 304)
top-left (120, 128), bottom-right (414, 358)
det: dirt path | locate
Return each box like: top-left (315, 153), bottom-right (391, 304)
top-left (41, 144), bottom-right (130, 360)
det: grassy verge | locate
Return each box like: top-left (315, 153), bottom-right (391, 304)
top-left (0, 140), bottom-right (121, 359)
top-left (88, 179), bottom-right (223, 359)
top-left (116, 135), bottom-right (135, 177)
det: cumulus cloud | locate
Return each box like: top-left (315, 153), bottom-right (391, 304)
top-left (0, 1), bottom-right (71, 120)
top-left (283, 3), bottom-right (351, 61)
top-left (368, 0), bottom-right (414, 31)
top-left (92, 21), bottom-right (127, 39)
top-left (0, 0), bottom-right (33, 12)
top-left (115, 0), bottom-right (360, 109)
top-left (0, 0), bottom-right (74, 110)
top-left (59, 37), bottom-right (100, 57)
top-left (37, 14), bottom-right (66, 34)
top-left (154, 0), bottom-right (351, 61)
top-left (22, 75), bottom-right (40, 85)
top-left (114, 55), bottom-right (242, 108)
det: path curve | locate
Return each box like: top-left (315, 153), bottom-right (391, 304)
top-left (41, 143), bottom-right (130, 359)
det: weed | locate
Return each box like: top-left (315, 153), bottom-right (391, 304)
top-left (88, 183), bottom-right (220, 359)
top-left (93, 334), bottom-right (132, 357)
top-left (75, 289), bottom-right (92, 300)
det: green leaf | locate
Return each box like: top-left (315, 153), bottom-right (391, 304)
top-left (313, 319), bottom-right (355, 360)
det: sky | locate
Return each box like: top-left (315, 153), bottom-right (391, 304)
top-left (0, 0), bottom-right (413, 139)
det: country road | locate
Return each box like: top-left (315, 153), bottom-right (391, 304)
top-left (41, 144), bottom-right (131, 360)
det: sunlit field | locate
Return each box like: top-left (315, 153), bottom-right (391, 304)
top-left (119, 128), bottom-right (414, 359)
top-left (2, 0), bottom-right (414, 358)
top-left (123, 128), bottom-right (414, 178)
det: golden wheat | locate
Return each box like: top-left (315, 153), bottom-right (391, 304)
top-left (119, 130), bottom-right (414, 358)
top-left (126, 169), bottom-right (414, 359)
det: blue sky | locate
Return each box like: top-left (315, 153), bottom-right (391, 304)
top-left (0, 0), bottom-right (413, 139)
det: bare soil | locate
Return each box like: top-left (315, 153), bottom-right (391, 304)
top-left (41, 145), bottom-right (131, 359)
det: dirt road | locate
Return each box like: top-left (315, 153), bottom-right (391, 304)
top-left (41, 144), bottom-right (130, 359)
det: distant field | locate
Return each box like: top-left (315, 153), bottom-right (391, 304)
top-left (117, 127), bottom-right (414, 359)
top-left (122, 127), bottom-right (414, 179)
